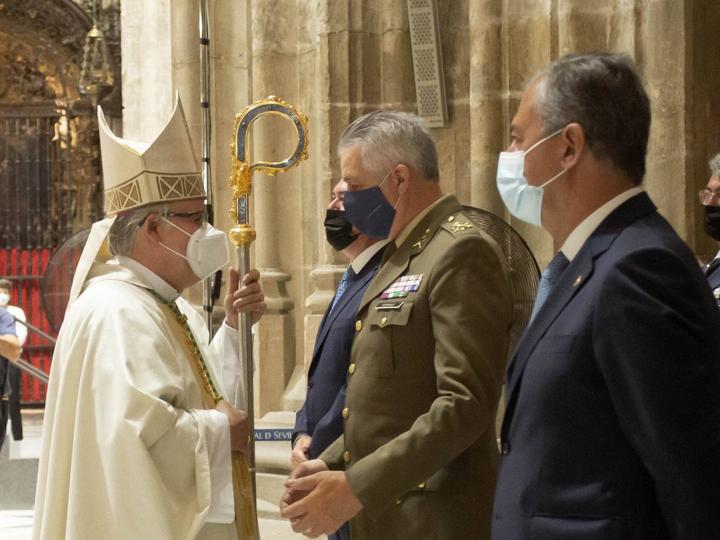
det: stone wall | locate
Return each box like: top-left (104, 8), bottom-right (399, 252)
top-left (120, 0), bottom-right (720, 417)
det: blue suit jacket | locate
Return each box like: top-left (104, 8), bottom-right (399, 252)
top-left (493, 193), bottom-right (720, 540)
top-left (294, 247), bottom-right (384, 459)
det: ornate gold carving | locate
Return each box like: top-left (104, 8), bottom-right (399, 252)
top-left (228, 95), bottom-right (309, 246)
top-left (229, 224), bottom-right (257, 248)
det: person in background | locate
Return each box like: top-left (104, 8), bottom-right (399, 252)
top-left (0, 298), bottom-right (20, 454)
top-left (698, 153), bottom-right (720, 305)
top-left (0, 278), bottom-right (27, 440)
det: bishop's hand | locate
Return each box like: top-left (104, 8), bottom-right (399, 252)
top-left (224, 268), bottom-right (266, 328)
top-left (216, 400), bottom-right (249, 453)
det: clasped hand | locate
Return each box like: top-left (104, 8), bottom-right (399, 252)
top-left (280, 459), bottom-right (363, 538)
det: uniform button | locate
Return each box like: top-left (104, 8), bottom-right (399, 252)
top-left (343, 450), bottom-right (351, 463)
top-left (342, 407), bottom-right (349, 419)
top-left (500, 442), bottom-right (511, 455)
top-left (380, 316), bottom-right (388, 326)
top-left (417, 482), bottom-right (426, 490)
top-left (355, 320), bottom-right (362, 332)
top-left (348, 363), bottom-right (356, 375)
top-left (447, 215), bottom-right (455, 222)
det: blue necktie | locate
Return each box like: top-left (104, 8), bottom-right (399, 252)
top-left (530, 251), bottom-right (570, 322)
top-left (330, 266), bottom-right (357, 313)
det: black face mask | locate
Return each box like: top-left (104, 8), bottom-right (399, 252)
top-left (324, 209), bottom-right (357, 251)
top-left (704, 205), bottom-right (720, 241)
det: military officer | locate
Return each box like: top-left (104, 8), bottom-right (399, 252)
top-left (281, 110), bottom-right (513, 539)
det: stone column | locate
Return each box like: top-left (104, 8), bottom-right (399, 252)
top-left (467, 0), bottom-right (505, 215)
top-left (247, 0), bottom-right (307, 417)
top-left (638, 0), bottom-right (690, 240)
top-left (120, 0), bottom-right (173, 140)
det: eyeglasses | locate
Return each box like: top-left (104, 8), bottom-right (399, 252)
top-left (699, 189), bottom-right (720, 206)
top-left (165, 210), bottom-right (208, 227)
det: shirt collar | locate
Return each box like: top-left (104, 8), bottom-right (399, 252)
top-left (561, 187), bottom-right (644, 262)
top-left (350, 240), bottom-right (390, 274)
top-left (394, 194), bottom-right (450, 248)
top-left (115, 255), bottom-right (181, 302)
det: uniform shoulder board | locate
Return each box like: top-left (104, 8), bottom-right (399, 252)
top-left (440, 212), bottom-right (477, 237)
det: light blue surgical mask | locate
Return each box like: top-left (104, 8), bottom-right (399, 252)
top-left (496, 128), bottom-right (566, 226)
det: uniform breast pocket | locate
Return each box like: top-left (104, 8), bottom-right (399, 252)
top-left (365, 301), bottom-right (414, 378)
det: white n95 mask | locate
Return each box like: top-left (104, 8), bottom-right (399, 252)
top-left (160, 218), bottom-right (230, 280)
top-left (0, 292), bottom-right (9, 306)
top-left (496, 128), bottom-right (566, 226)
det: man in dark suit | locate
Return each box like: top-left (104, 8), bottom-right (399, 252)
top-left (492, 52), bottom-right (720, 539)
top-left (699, 153), bottom-right (720, 300)
top-left (292, 178), bottom-right (386, 540)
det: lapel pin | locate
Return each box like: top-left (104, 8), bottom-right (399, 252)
top-left (573, 275), bottom-right (583, 287)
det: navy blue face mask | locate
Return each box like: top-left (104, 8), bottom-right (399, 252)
top-left (343, 171), bottom-right (397, 239)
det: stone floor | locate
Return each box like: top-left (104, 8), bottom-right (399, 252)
top-left (0, 508), bottom-right (305, 539)
top-left (0, 409), bottom-right (321, 539)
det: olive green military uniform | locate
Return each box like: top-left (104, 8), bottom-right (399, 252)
top-left (320, 195), bottom-right (512, 539)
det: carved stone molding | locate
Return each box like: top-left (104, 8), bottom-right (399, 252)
top-left (0, 0), bottom-right (91, 54)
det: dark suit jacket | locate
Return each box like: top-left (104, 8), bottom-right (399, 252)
top-left (493, 192), bottom-right (720, 540)
top-left (294, 247), bottom-right (384, 459)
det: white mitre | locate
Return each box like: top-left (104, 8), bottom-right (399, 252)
top-left (68, 94), bottom-right (204, 306)
top-left (100, 94), bottom-right (204, 215)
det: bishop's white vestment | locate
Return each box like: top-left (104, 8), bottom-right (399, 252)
top-left (33, 256), bottom-right (245, 540)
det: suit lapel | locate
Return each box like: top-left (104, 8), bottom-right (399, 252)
top-left (310, 306), bottom-right (332, 360)
top-left (504, 192), bottom-right (657, 421)
top-left (309, 249), bottom-right (385, 367)
top-left (357, 195), bottom-right (461, 314)
top-left (504, 252), bottom-right (594, 400)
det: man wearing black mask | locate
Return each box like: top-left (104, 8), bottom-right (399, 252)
top-left (701, 153), bottom-right (720, 302)
top-left (291, 179), bottom-right (387, 540)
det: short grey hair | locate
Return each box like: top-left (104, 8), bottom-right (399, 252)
top-left (338, 110), bottom-right (439, 181)
top-left (533, 53), bottom-right (651, 185)
top-left (108, 204), bottom-right (168, 255)
top-left (709, 153), bottom-right (720, 177)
